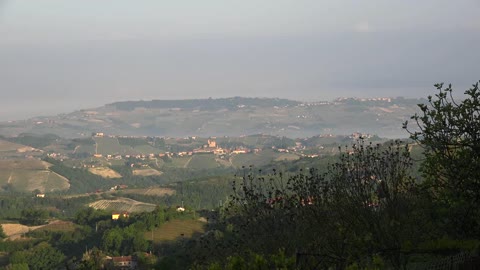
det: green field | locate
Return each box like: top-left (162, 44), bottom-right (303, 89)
top-left (76, 144), bottom-right (96, 154)
top-left (94, 137), bottom-right (131, 155)
top-left (35, 221), bottom-right (77, 232)
top-left (163, 156), bottom-right (192, 168)
top-left (0, 160), bottom-right (70, 193)
top-left (231, 149), bottom-right (277, 168)
top-left (275, 153), bottom-right (301, 162)
top-left (146, 219), bottom-right (206, 243)
top-left (186, 154), bottom-right (219, 169)
top-left (133, 145), bottom-right (163, 154)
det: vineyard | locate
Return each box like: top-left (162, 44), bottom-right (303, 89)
top-left (88, 167), bottom-right (122, 179)
top-left (89, 197), bottom-right (156, 212)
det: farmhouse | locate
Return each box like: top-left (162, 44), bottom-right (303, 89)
top-left (109, 256), bottom-right (137, 269)
top-left (112, 212), bottom-right (129, 220)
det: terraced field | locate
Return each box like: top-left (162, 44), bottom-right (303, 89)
top-left (89, 197), bottom-right (156, 212)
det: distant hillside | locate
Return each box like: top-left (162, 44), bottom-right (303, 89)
top-left (108, 97), bottom-right (300, 111)
top-left (0, 97), bottom-right (423, 138)
top-left (0, 159), bottom-right (70, 193)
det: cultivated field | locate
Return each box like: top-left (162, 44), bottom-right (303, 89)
top-left (132, 168), bottom-right (163, 176)
top-left (231, 149), bottom-right (277, 167)
top-left (146, 219), bottom-right (206, 243)
top-left (89, 197), bottom-right (156, 212)
top-left (0, 159), bottom-right (49, 170)
top-left (0, 220), bottom-right (75, 240)
top-left (186, 154), bottom-right (219, 169)
top-left (119, 187), bottom-right (175, 196)
top-left (88, 167), bottom-right (122, 178)
top-left (275, 153), bottom-right (301, 162)
top-left (94, 137), bottom-right (131, 155)
top-left (33, 220), bottom-right (77, 232)
top-left (0, 160), bottom-right (70, 192)
top-left (0, 139), bottom-right (29, 152)
top-left (163, 156), bottom-right (191, 168)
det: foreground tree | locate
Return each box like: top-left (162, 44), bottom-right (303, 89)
top-left (0, 224), bottom-right (6, 239)
top-left (219, 140), bottom-right (420, 269)
top-left (404, 81), bottom-right (480, 237)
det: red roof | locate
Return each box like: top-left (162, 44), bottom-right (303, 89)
top-left (112, 256), bottom-right (134, 262)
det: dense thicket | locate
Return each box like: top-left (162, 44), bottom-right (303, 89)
top-left (189, 82), bottom-right (480, 270)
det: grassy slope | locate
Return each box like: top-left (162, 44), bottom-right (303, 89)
top-left (146, 219), bottom-right (206, 243)
top-left (187, 155), bottom-right (219, 169)
top-left (0, 160), bottom-right (70, 193)
top-left (231, 149), bottom-right (278, 167)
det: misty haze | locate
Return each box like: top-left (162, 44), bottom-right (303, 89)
top-left (0, 1), bottom-right (479, 269)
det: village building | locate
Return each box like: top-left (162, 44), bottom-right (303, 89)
top-left (112, 212), bottom-right (129, 220)
top-left (109, 256), bottom-right (137, 269)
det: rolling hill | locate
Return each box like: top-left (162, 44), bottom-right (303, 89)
top-left (0, 97), bottom-right (422, 139)
top-left (0, 159), bottom-right (70, 193)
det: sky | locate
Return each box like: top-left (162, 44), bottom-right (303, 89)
top-left (1, 0), bottom-right (479, 120)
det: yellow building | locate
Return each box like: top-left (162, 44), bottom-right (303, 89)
top-left (112, 212), bottom-right (129, 220)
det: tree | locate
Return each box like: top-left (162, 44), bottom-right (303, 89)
top-left (404, 81), bottom-right (480, 237)
top-left (0, 224), bottom-right (6, 239)
top-left (224, 140), bottom-right (420, 269)
top-left (9, 243), bottom-right (65, 270)
top-left (323, 140), bottom-right (419, 269)
top-left (78, 247), bottom-right (107, 270)
top-left (20, 209), bottom-right (48, 226)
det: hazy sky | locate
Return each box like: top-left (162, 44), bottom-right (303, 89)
top-left (1, 0), bottom-right (479, 120)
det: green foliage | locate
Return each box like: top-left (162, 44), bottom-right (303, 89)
top-left (0, 225), bottom-right (6, 239)
top-left (20, 208), bottom-right (49, 226)
top-left (197, 250), bottom-right (295, 270)
top-left (404, 81), bottom-right (480, 237)
top-left (74, 207), bottom-right (110, 226)
top-left (417, 237), bottom-right (480, 253)
top-left (6, 133), bottom-right (60, 149)
top-left (215, 140), bottom-right (421, 269)
top-left (77, 247), bottom-right (106, 270)
top-left (9, 242), bottom-right (65, 270)
top-left (4, 263), bottom-right (30, 270)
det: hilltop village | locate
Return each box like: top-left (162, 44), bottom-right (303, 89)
top-left (45, 132), bottom-right (377, 171)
